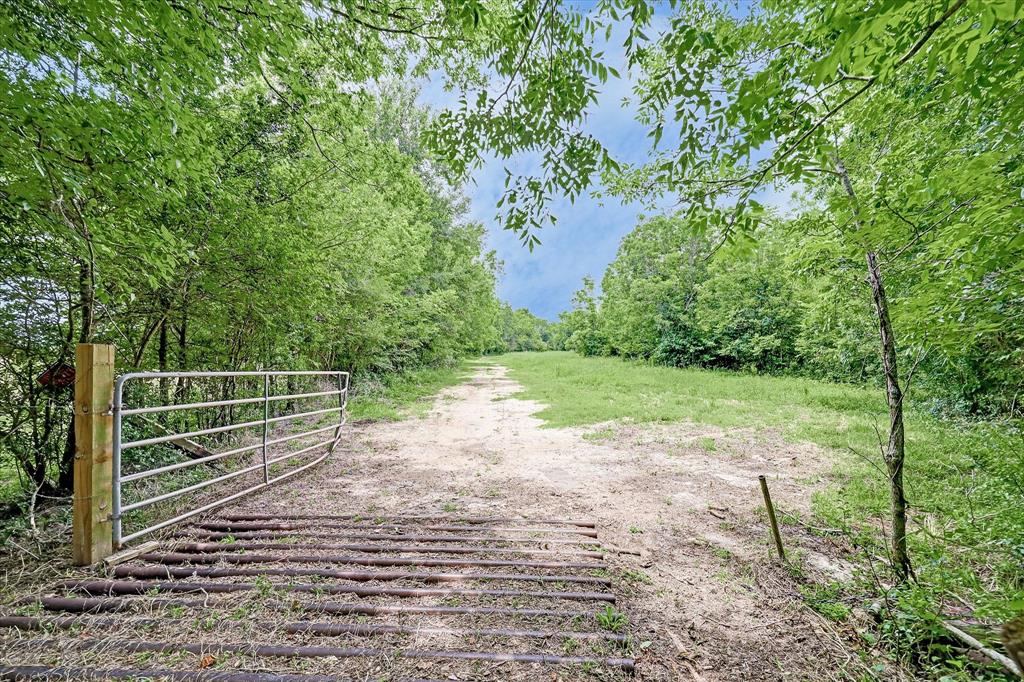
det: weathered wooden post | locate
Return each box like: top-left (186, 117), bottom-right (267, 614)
top-left (72, 343), bottom-right (115, 565)
top-left (758, 475), bottom-right (785, 562)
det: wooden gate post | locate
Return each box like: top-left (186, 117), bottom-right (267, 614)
top-left (72, 343), bottom-right (115, 565)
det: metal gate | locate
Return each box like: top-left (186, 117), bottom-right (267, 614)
top-left (112, 370), bottom-right (348, 546)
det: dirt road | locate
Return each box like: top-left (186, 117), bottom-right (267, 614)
top-left (0, 362), bottom-right (876, 681)
top-left (294, 362), bottom-right (870, 680)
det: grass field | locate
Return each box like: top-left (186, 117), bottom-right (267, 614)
top-left (493, 351), bottom-right (1023, 652)
top-left (347, 361), bottom-right (474, 421)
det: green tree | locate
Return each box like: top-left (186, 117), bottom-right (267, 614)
top-left (694, 241), bottom-right (800, 372)
top-left (600, 214), bottom-right (708, 361)
top-left (561, 277), bottom-right (607, 356)
top-left (492, 305), bottom-right (552, 353)
top-left (614, 0), bottom-right (1024, 584)
top-left (0, 0), bottom-right (642, 495)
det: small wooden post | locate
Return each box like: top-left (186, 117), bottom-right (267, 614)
top-left (72, 343), bottom-right (115, 565)
top-left (758, 475), bottom-right (785, 561)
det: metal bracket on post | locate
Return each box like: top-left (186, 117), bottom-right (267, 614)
top-left (72, 343), bottom-right (115, 566)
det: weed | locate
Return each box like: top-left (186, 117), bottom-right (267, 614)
top-left (347, 363), bottom-right (471, 421)
top-left (583, 427), bottom-right (615, 442)
top-left (595, 605), bottom-right (629, 633)
top-left (798, 582), bottom-right (851, 622)
top-left (197, 615), bottom-right (218, 632)
top-left (621, 569), bottom-right (653, 585)
top-left (253, 575), bottom-right (275, 598)
top-left (495, 351), bottom-right (1024, 656)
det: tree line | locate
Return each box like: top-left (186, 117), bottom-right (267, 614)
top-left (561, 212), bottom-right (1022, 421)
top-left (2, 0), bottom-right (604, 505)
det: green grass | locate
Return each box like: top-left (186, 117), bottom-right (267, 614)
top-left (347, 361), bottom-right (477, 421)
top-left (494, 352), bottom-right (1024, 662)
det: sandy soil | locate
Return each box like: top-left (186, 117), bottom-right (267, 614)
top-left (291, 362), bottom-right (883, 681)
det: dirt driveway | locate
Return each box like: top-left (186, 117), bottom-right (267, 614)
top-left (285, 362), bottom-right (876, 681)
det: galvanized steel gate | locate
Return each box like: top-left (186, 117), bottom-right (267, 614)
top-left (112, 370), bottom-right (349, 546)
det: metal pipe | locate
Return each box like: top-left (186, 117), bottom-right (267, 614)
top-left (61, 579), bottom-right (616, 603)
top-left (23, 596), bottom-right (208, 614)
top-left (266, 444), bottom-right (333, 479)
top-left (135, 551), bottom-right (605, 570)
top-left (117, 446), bottom-right (335, 545)
top-left (121, 437), bottom-right (335, 513)
top-left (261, 374), bottom-right (270, 483)
top-left (266, 388), bottom-right (344, 403)
top-left (111, 564), bottom-right (611, 585)
top-left (192, 521), bottom-right (599, 537)
top-left (119, 423), bottom-right (339, 485)
top-left (0, 615), bottom-right (627, 643)
top-left (328, 372), bottom-right (345, 455)
top-left (116, 370), bottom-right (349, 382)
top-left (120, 441), bottom-right (263, 483)
top-left (286, 622), bottom-right (626, 642)
top-left (20, 638), bottom-right (635, 670)
top-left (112, 378), bottom-right (124, 546)
top-left (178, 530), bottom-right (597, 546)
top-left (119, 481), bottom-right (268, 543)
top-left (23, 595), bottom-right (594, 620)
top-left (121, 418), bottom-right (266, 450)
top-left (265, 422), bottom-right (343, 448)
top-left (0, 665), bottom-right (356, 682)
top-left (119, 388), bottom-right (344, 417)
top-left (308, 602), bottom-right (590, 618)
top-left (171, 541), bottom-right (604, 558)
top-left (120, 395), bottom-right (266, 416)
top-left (219, 512), bottom-right (597, 528)
top-left (111, 370), bottom-right (348, 547)
top-left (265, 405), bottom-right (342, 426)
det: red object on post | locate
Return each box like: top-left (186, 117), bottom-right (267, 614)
top-left (37, 362), bottom-right (76, 390)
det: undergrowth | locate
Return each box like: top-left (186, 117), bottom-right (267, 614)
top-left (347, 361), bottom-right (475, 421)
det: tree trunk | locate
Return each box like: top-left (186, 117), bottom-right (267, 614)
top-left (131, 315), bottom-right (163, 367)
top-left (865, 251), bottom-right (912, 582)
top-left (78, 260), bottom-right (95, 345)
top-left (158, 303), bottom-right (170, 406)
top-left (833, 154), bottom-right (912, 583)
top-left (175, 297), bottom-right (189, 411)
top-left (58, 259), bottom-right (97, 491)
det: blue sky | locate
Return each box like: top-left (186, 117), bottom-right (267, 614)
top-left (417, 6), bottom-right (790, 321)
top-left (418, 18), bottom-right (660, 321)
